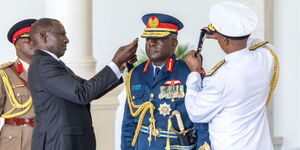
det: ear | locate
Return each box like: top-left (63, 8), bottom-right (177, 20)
top-left (40, 30), bottom-right (47, 43)
top-left (223, 37), bottom-right (229, 45)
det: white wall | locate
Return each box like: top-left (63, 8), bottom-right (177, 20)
top-left (0, 0), bottom-right (45, 63)
top-left (93, 0), bottom-right (226, 72)
top-left (273, 0), bottom-right (300, 149)
top-left (0, 0), bottom-right (299, 149)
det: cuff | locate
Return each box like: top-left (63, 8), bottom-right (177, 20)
top-left (186, 72), bottom-right (202, 92)
top-left (108, 61), bottom-right (122, 79)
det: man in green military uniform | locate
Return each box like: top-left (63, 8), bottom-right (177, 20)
top-left (0, 19), bottom-right (37, 150)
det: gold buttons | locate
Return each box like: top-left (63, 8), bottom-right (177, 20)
top-left (150, 93), bottom-right (154, 98)
top-left (149, 93), bottom-right (155, 101)
top-left (8, 136), bottom-right (13, 140)
top-left (132, 96), bottom-right (136, 99)
top-left (16, 93), bottom-right (20, 97)
top-left (152, 129), bottom-right (160, 136)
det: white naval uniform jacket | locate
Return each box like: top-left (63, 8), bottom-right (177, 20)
top-left (185, 45), bottom-right (274, 150)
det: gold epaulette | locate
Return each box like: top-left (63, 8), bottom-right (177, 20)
top-left (205, 60), bottom-right (225, 77)
top-left (0, 62), bottom-right (14, 69)
top-left (262, 45), bottom-right (279, 106)
top-left (249, 41), bottom-right (269, 50)
top-left (249, 41), bottom-right (279, 106)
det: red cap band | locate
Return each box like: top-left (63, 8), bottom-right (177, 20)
top-left (146, 22), bottom-right (179, 31)
top-left (12, 27), bottom-right (31, 44)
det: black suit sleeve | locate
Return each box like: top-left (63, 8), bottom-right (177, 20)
top-left (39, 58), bottom-right (123, 105)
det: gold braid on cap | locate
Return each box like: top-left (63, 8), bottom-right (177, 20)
top-left (249, 41), bottom-right (279, 106)
top-left (208, 24), bottom-right (216, 32)
top-left (125, 68), bottom-right (157, 147)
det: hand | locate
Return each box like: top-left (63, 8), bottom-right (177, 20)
top-left (119, 56), bottom-right (138, 72)
top-left (112, 38), bottom-right (138, 70)
top-left (202, 27), bottom-right (218, 39)
top-left (185, 50), bottom-right (203, 73)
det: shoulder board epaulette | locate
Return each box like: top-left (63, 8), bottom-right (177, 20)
top-left (205, 60), bottom-right (225, 77)
top-left (249, 41), bottom-right (269, 50)
top-left (0, 62), bottom-right (14, 70)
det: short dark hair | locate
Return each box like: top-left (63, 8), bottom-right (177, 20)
top-left (30, 18), bottom-right (60, 46)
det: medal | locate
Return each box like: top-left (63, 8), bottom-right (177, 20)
top-left (158, 102), bottom-right (172, 116)
top-left (179, 85), bottom-right (185, 98)
top-left (158, 86), bottom-right (166, 99)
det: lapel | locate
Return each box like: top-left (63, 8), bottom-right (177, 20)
top-left (36, 50), bottom-right (67, 69)
top-left (142, 63), bottom-right (154, 88)
top-left (142, 54), bottom-right (177, 88)
top-left (19, 70), bottom-right (28, 82)
top-left (151, 65), bottom-right (169, 88)
top-left (13, 60), bottom-right (28, 82)
top-left (36, 50), bottom-right (79, 80)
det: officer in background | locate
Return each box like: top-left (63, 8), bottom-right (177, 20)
top-left (184, 2), bottom-right (278, 150)
top-left (0, 19), bottom-right (37, 150)
top-left (121, 13), bottom-right (210, 150)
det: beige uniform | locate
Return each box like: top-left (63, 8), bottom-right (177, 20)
top-left (0, 61), bottom-right (35, 150)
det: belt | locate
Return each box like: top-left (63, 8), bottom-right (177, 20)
top-left (4, 118), bottom-right (35, 127)
top-left (141, 126), bottom-right (177, 138)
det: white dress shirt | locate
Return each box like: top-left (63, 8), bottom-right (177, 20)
top-left (41, 50), bottom-right (122, 79)
top-left (185, 46), bottom-right (274, 150)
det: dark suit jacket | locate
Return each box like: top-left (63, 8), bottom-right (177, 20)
top-left (28, 50), bottom-right (123, 150)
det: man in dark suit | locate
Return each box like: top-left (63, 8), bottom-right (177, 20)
top-left (28, 18), bottom-right (137, 150)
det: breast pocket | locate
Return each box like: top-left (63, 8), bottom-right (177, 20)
top-left (12, 85), bottom-right (30, 103)
top-left (131, 87), bottom-right (145, 105)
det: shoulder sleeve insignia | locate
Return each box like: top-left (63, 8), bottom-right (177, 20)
top-left (205, 60), bottom-right (225, 77)
top-left (0, 62), bottom-right (14, 70)
top-left (249, 41), bottom-right (269, 50)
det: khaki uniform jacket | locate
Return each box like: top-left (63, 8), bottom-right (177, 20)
top-left (0, 61), bottom-right (35, 150)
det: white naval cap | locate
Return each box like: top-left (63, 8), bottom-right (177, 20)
top-left (209, 1), bottom-right (258, 37)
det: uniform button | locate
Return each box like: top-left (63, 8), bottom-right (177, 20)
top-left (8, 136), bottom-right (13, 139)
top-left (17, 93), bottom-right (20, 97)
top-left (132, 96), bottom-right (136, 99)
top-left (150, 93), bottom-right (154, 98)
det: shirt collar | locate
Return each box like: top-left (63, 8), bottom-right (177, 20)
top-left (18, 58), bottom-right (29, 72)
top-left (224, 48), bottom-right (249, 62)
top-left (41, 50), bottom-right (60, 61)
top-left (152, 63), bottom-right (164, 76)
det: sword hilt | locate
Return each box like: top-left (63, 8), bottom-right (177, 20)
top-left (171, 110), bottom-right (185, 133)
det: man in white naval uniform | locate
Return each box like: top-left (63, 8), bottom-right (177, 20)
top-left (184, 1), bottom-right (279, 150)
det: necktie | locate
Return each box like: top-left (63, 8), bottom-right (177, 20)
top-left (154, 67), bottom-right (160, 80)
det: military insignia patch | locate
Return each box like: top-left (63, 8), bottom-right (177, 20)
top-left (148, 16), bottom-right (160, 28)
top-left (158, 80), bottom-right (185, 100)
top-left (132, 85), bottom-right (142, 91)
top-left (158, 102), bottom-right (172, 116)
top-left (164, 79), bottom-right (182, 86)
